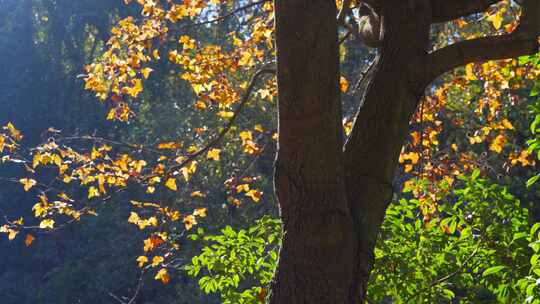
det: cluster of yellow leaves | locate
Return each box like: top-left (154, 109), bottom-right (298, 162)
top-left (399, 151), bottom-right (421, 173)
top-left (509, 149), bottom-right (536, 167)
top-left (239, 130), bottom-right (260, 155)
top-left (402, 0), bottom-right (538, 184)
top-left (0, 123), bottom-right (22, 156)
top-left (224, 176), bottom-right (264, 205)
top-left (32, 193), bottom-right (78, 225)
top-left (128, 211), bottom-right (159, 230)
top-left (0, 217), bottom-right (35, 246)
top-left (85, 0), bottom-right (276, 127)
top-left (0, 225), bottom-right (19, 241)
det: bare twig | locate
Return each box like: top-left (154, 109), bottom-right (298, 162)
top-left (182, 0), bottom-right (269, 29)
top-left (165, 67), bottom-right (275, 176)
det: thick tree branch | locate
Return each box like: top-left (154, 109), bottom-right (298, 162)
top-left (431, 0), bottom-right (501, 23)
top-left (421, 0), bottom-right (540, 86)
top-left (421, 31), bottom-right (539, 84)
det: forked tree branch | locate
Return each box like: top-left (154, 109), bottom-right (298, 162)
top-left (431, 0), bottom-right (501, 23)
top-left (421, 0), bottom-right (540, 86)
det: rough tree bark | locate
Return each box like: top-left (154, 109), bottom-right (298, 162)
top-left (269, 0), bottom-right (540, 303)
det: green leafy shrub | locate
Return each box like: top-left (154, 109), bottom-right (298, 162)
top-left (188, 173), bottom-right (533, 303)
top-left (186, 216), bottom-right (281, 304)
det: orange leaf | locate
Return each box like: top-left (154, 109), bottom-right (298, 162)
top-left (155, 268), bottom-right (170, 284)
top-left (25, 234), bottom-right (35, 247)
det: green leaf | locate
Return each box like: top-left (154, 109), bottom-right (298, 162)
top-left (532, 222), bottom-right (540, 237)
top-left (482, 265), bottom-right (506, 277)
top-left (527, 175), bottom-right (540, 188)
top-left (442, 288), bottom-right (455, 299)
top-left (471, 169), bottom-right (481, 180)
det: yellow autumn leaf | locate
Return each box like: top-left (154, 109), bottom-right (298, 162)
top-left (183, 215), bottom-right (197, 230)
top-left (236, 184), bottom-right (250, 193)
top-left (58, 193), bottom-right (72, 202)
top-left (258, 89), bottom-right (272, 100)
top-left (8, 229), bottom-right (18, 241)
top-left (468, 135), bottom-right (483, 145)
top-left (137, 255), bottom-right (148, 267)
top-left (340, 76), bottom-right (349, 93)
top-left (487, 12), bottom-right (503, 30)
top-left (151, 255), bottom-right (164, 267)
top-left (489, 134), bottom-right (507, 153)
top-left (402, 152), bottom-right (420, 165)
top-left (39, 219), bottom-right (55, 229)
top-left (88, 186), bottom-right (100, 199)
top-left (239, 130), bottom-right (252, 142)
top-left (238, 51), bottom-right (253, 66)
top-left (465, 64), bottom-right (476, 81)
top-left (190, 191), bottom-right (206, 198)
top-left (245, 190), bottom-right (262, 203)
top-left (157, 142), bottom-right (182, 150)
top-left (501, 118), bottom-right (514, 130)
top-left (194, 100), bottom-right (207, 110)
top-left (6, 122), bottom-right (22, 140)
top-left (165, 178), bottom-right (178, 191)
top-left (193, 208), bottom-right (207, 218)
top-left (25, 234), bottom-right (35, 247)
top-left (19, 178), bottom-right (36, 192)
top-left (141, 67), bottom-right (153, 79)
top-left (207, 148), bottom-right (221, 161)
top-left (155, 268), bottom-right (170, 284)
top-left (12, 217), bottom-right (23, 225)
top-left (218, 111), bottom-right (234, 119)
top-left (143, 235), bottom-right (165, 253)
top-left (128, 212), bottom-right (140, 225)
top-left (147, 216), bottom-right (158, 227)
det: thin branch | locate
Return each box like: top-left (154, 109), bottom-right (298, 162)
top-left (165, 67), bottom-right (275, 176)
top-left (337, 0), bottom-right (352, 26)
top-left (127, 270), bottom-right (145, 304)
top-left (59, 135), bottom-right (164, 155)
top-left (431, 0), bottom-right (501, 23)
top-left (181, 0), bottom-right (269, 29)
top-left (339, 28), bottom-right (353, 45)
top-left (107, 292), bottom-right (127, 304)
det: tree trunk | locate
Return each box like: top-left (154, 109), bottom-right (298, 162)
top-left (269, 0), bottom-right (355, 302)
top-left (269, 0), bottom-right (540, 303)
